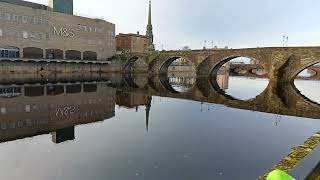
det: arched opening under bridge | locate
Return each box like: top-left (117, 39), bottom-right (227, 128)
top-left (162, 57), bottom-right (196, 93)
top-left (294, 62), bottom-right (320, 104)
top-left (210, 56), bottom-right (269, 100)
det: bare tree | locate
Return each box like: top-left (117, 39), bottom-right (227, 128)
top-left (182, 46), bottom-right (191, 51)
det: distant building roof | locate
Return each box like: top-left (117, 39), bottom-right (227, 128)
top-left (117, 33), bottom-right (147, 38)
top-left (0, 0), bottom-right (49, 10)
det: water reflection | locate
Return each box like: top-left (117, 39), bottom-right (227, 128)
top-left (0, 73), bottom-right (319, 179)
top-left (0, 83), bottom-right (116, 143)
top-left (167, 58), bottom-right (196, 93)
top-left (214, 57), bottom-right (270, 100)
top-left (294, 63), bottom-right (320, 104)
top-left (168, 75), bottom-right (196, 93)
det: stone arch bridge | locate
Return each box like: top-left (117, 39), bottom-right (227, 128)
top-left (122, 47), bottom-right (320, 82)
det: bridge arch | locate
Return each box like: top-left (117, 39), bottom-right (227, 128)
top-left (123, 56), bottom-right (139, 73)
top-left (122, 54), bottom-right (148, 73)
top-left (123, 73), bottom-right (139, 88)
top-left (291, 59), bottom-right (320, 80)
top-left (207, 55), bottom-right (270, 101)
top-left (209, 55), bottom-right (266, 77)
top-left (159, 56), bottom-right (196, 75)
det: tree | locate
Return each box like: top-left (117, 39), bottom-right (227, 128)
top-left (182, 46), bottom-right (191, 51)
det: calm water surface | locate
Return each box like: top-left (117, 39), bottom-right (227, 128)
top-left (0, 73), bottom-right (319, 180)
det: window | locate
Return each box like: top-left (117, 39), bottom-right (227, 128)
top-left (4, 13), bottom-right (10, 21)
top-left (13, 14), bottom-right (19, 21)
top-left (22, 31), bottom-right (28, 39)
top-left (22, 16), bottom-right (28, 23)
top-left (1, 123), bottom-right (7, 130)
top-left (38, 17), bottom-right (43, 24)
top-left (26, 119), bottom-right (32, 126)
top-left (1, 107), bottom-right (6, 114)
top-left (30, 32), bottom-right (36, 39)
top-left (29, 17), bottom-right (34, 24)
top-left (25, 105), bottom-right (31, 113)
top-left (18, 121), bottom-right (24, 128)
top-left (0, 29), bottom-right (2, 37)
top-left (45, 33), bottom-right (49, 40)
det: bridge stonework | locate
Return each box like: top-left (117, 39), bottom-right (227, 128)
top-left (123, 47), bottom-right (320, 83)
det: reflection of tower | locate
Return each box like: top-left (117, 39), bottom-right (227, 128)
top-left (146, 1), bottom-right (155, 51)
top-left (51, 126), bottom-right (75, 144)
top-left (145, 96), bottom-right (152, 131)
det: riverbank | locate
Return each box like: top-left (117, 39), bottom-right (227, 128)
top-left (259, 132), bottom-right (320, 179)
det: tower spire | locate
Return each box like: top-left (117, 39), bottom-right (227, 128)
top-left (146, 0), bottom-right (155, 51)
top-left (145, 96), bottom-right (152, 131)
top-left (148, 0), bottom-right (152, 25)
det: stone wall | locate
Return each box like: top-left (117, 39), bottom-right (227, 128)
top-left (0, 60), bottom-right (114, 74)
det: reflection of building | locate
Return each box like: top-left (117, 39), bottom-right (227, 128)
top-left (0, 0), bottom-right (115, 60)
top-left (116, 91), bottom-right (150, 109)
top-left (116, 91), bottom-right (152, 130)
top-left (116, 33), bottom-right (147, 54)
top-left (168, 76), bottom-right (196, 92)
top-left (0, 83), bottom-right (116, 144)
top-left (216, 67), bottom-right (229, 90)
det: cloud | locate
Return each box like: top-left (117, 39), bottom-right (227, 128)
top-left (26, 0), bottom-right (320, 49)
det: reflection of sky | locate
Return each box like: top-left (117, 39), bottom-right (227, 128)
top-left (0, 97), bottom-right (319, 180)
top-left (225, 77), bottom-right (269, 100)
top-left (295, 80), bottom-right (320, 104)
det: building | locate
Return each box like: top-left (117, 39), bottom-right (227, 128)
top-left (116, 32), bottom-right (147, 54)
top-left (116, 0), bottom-right (155, 54)
top-left (0, 0), bottom-right (115, 61)
top-left (49, 0), bottom-right (73, 15)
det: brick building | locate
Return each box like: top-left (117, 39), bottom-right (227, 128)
top-left (116, 33), bottom-right (147, 54)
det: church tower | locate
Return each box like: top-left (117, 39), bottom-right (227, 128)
top-left (146, 1), bottom-right (155, 51)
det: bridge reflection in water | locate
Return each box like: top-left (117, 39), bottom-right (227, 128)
top-left (0, 72), bottom-right (319, 145)
top-left (117, 72), bottom-right (320, 120)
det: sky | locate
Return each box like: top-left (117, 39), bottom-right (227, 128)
top-left (27, 0), bottom-right (320, 50)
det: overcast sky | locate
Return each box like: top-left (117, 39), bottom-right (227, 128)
top-left (27, 0), bottom-right (320, 50)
